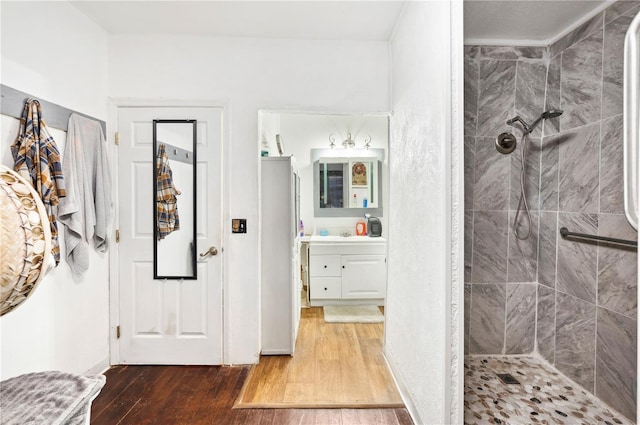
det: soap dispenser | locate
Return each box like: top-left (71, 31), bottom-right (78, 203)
top-left (356, 217), bottom-right (367, 236)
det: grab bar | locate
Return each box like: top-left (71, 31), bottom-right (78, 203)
top-left (623, 10), bottom-right (640, 230)
top-left (559, 227), bottom-right (637, 248)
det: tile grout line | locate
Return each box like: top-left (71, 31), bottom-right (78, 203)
top-left (593, 11), bottom-right (606, 397)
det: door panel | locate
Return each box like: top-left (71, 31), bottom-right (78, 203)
top-left (341, 254), bottom-right (386, 299)
top-left (117, 107), bottom-right (223, 364)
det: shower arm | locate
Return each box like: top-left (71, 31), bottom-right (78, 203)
top-left (506, 116), bottom-right (531, 134)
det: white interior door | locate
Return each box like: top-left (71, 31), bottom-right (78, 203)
top-left (117, 107), bottom-right (223, 364)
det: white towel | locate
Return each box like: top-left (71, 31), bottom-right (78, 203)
top-left (58, 114), bottom-right (112, 277)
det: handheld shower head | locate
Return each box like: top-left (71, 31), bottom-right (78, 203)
top-left (509, 109), bottom-right (564, 134)
top-left (541, 109), bottom-right (563, 119)
top-left (528, 109), bottom-right (563, 133)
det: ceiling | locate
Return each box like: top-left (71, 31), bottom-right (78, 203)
top-left (70, 1), bottom-right (405, 41)
top-left (71, 0), bottom-right (609, 45)
top-left (464, 0), bottom-right (609, 45)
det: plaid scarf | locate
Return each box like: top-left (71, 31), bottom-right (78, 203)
top-left (156, 144), bottom-right (180, 239)
top-left (11, 99), bottom-right (66, 265)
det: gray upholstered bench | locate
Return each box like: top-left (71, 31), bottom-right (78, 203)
top-left (0, 371), bottom-right (106, 425)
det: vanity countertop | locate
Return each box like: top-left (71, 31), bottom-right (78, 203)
top-left (309, 235), bottom-right (386, 243)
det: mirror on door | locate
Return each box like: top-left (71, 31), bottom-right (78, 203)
top-left (153, 119), bottom-right (197, 279)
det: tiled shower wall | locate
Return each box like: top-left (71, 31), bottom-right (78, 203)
top-left (464, 1), bottom-right (639, 420)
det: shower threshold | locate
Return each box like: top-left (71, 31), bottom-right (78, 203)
top-left (464, 355), bottom-right (632, 425)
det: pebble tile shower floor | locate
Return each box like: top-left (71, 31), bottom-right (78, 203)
top-left (465, 355), bottom-right (633, 425)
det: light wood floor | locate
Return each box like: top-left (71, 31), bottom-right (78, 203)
top-left (235, 307), bottom-right (404, 409)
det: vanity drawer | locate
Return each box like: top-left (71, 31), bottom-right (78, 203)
top-left (309, 255), bottom-right (341, 277)
top-left (310, 278), bottom-right (342, 299)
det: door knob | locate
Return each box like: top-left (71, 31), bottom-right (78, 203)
top-left (199, 246), bottom-right (218, 257)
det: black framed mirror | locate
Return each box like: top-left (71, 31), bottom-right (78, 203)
top-left (153, 119), bottom-right (197, 279)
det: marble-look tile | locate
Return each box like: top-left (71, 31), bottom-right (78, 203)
top-left (538, 212), bottom-right (557, 288)
top-left (602, 11), bottom-right (635, 119)
top-left (507, 211), bottom-right (538, 283)
top-left (473, 137), bottom-right (509, 211)
top-left (596, 307), bottom-right (637, 421)
top-left (550, 12), bottom-right (604, 58)
top-left (477, 60), bottom-right (516, 137)
top-left (537, 284), bottom-right (556, 363)
top-left (605, 1), bottom-right (640, 24)
top-left (558, 123), bottom-right (600, 214)
top-left (543, 55), bottom-right (561, 136)
top-left (468, 283), bottom-right (506, 354)
top-left (464, 284), bottom-right (471, 354)
top-left (598, 214), bottom-right (638, 318)
top-left (540, 134), bottom-right (559, 211)
top-left (464, 210), bottom-right (473, 283)
top-left (471, 211), bottom-right (508, 283)
top-left (464, 355), bottom-right (633, 425)
top-left (555, 292), bottom-right (596, 392)
top-left (560, 31), bottom-right (604, 131)
top-left (600, 116), bottom-right (625, 214)
top-left (515, 61), bottom-right (548, 138)
top-left (464, 45), bottom-right (479, 59)
top-left (510, 137), bottom-right (540, 211)
top-left (557, 213), bottom-right (598, 303)
top-left (481, 45), bottom-right (546, 60)
top-left (464, 136), bottom-right (475, 210)
top-left (505, 283), bottom-right (536, 354)
top-left (464, 59), bottom-right (479, 137)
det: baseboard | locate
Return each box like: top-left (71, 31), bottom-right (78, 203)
top-left (84, 356), bottom-right (110, 376)
top-left (260, 349), bottom-right (292, 356)
top-left (383, 347), bottom-right (424, 425)
top-left (309, 298), bottom-right (384, 307)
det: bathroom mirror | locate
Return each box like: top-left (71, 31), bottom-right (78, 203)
top-left (153, 119), bottom-right (197, 279)
top-left (312, 148), bottom-right (384, 217)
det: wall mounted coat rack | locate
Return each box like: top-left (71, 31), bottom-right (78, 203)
top-left (158, 142), bottom-right (193, 164)
top-left (0, 84), bottom-right (106, 134)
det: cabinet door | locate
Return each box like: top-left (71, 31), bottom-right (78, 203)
top-left (341, 255), bottom-right (386, 299)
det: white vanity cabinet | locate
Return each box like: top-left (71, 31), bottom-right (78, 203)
top-left (308, 237), bottom-right (386, 306)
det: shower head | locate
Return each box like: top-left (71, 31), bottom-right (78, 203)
top-left (529, 109), bottom-right (563, 133)
top-left (506, 109), bottom-right (564, 134)
top-left (541, 109), bottom-right (563, 119)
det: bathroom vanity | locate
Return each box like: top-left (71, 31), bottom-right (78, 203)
top-left (308, 236), bottom-right (386, 306)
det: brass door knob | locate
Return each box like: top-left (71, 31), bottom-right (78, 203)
top-left (199, 246), bottom-right (218, 257)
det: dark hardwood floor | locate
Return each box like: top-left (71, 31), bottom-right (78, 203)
top-left (91, 365), bottom-right (414, 425)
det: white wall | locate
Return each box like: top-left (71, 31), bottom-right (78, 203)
top-left (385, 1), bottom-right (463, 423)
top-left (261, 112), bottom-right (388, 236)
top-left (109, 35), bottom-right (389, 364)
top-left (0, 1), bottom-right (110, 379)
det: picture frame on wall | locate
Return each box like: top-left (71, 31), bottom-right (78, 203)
top-left (352, 161), bottom-right (367, 186)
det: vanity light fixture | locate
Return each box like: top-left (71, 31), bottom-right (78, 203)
top-left (363, 135), bottom-right (372, 149)
top-left (329, 133), bottom-right (336, 148)
top-left (342, 132), bottom-right (356, 148)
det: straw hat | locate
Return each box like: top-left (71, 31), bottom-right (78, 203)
top-left (0, 166), bottom-right (51, 316)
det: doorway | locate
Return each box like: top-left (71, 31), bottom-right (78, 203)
top-left (113, 106), bottom-right (224, 365)
top-left (246, 110), bottom-right (396, 407)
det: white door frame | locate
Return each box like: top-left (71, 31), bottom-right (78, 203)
top-left (107, 98), bottom-right (231, 365)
